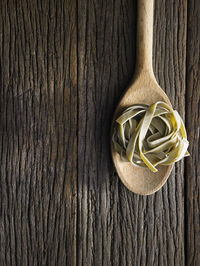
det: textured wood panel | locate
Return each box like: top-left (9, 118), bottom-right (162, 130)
top-left (0, 0), bottom-right (77, 265)
top-left (77, 0), bottom-right (187, 265)
top-left (185, 0), bottom-right (200, 264)
top-left (77, 0), bottom-right (136, 264)
top-left (0, 0), bottom-right (199, 265)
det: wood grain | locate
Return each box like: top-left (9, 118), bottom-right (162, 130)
top-left (0, 0), bottom-right (77, 265)
top-left (0, 0), bottom-right (198, 265)
top-left (77, 0), bottom-right (187, 265)
top-left (185, 0), bottom-right (200, 264)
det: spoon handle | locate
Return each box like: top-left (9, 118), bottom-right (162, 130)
top-left (135, 0), bottom-right (155, 77)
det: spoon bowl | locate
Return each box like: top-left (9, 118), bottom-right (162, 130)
top-left (111, 0), bottom-right (173, 195)
top-left (111, 74), bottom-right (173, 195)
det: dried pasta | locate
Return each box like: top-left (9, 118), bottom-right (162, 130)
top-left (112, 101), bottom-right (189, 172)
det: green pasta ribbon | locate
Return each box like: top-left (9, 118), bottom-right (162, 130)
top-left (112, 101), bottom-right (189, 172)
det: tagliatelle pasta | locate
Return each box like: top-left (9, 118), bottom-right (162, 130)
top-left (112, 101), bottom-right (189, 172)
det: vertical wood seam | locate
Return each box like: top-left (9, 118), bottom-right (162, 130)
top-left (184, 1), bottom-right (189, 265)
top-left (76, 0), bottom-right (79, 265)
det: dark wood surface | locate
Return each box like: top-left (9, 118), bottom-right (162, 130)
top-left (185, 0), bottom-right (200, 265)
top-left (0, 0), bottom-right (199, 265)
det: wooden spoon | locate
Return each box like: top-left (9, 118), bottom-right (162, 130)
top-left (111, 0), bottom-right (173, 195)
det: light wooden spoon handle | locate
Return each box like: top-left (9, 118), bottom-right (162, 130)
top-left (135, 0), bottom-right (155, 77)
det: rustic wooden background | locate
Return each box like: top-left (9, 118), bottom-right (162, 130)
top-left (0, 0), bottom-right (199, 265)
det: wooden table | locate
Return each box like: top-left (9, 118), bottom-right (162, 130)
top-left (0, 0), bottom-right (199, 265)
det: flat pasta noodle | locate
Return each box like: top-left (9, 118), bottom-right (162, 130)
top-left (112, 101), bottom-right (189, 172)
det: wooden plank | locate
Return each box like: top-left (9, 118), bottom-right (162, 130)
top-left (0, 0), bottom-right (77, 265)
top-left (77, 0), bottom-right (187, 265)
top-left (185, 0), bottom-right (200, 264)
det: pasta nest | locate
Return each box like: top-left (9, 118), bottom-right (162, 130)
top-left (112, 101), bottom-right (189, 172)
